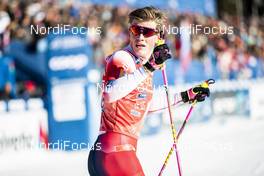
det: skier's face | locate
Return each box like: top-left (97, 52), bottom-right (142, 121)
top-left (129, 20), bottom-right (160, 64)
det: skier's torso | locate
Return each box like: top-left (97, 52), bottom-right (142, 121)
top-left (99, 46), bottom-right (153, 140)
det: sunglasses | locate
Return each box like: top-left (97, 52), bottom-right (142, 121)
top-left (129, 25), bottom-right (158, 38)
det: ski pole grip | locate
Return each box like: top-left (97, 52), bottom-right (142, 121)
top-left (202, 79), bottom-right (215, 88)
top-left (156, 39), bottom-right (165, 46)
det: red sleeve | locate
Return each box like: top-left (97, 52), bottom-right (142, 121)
top-left (104, 51), bottom-right (136, 81)
top-left (105, 58), bottom-right (123, 81)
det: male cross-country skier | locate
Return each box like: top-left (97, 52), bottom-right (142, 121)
top-left (88, 6), bottom-right (211, 176)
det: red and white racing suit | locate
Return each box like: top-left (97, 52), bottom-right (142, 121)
top-left (88, 45), bottom-right (183, 176)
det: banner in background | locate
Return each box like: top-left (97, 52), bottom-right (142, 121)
top-left (0, 98), bottom-right (47, 153)
top-left (211, 89), bottom-right (250, 118)
top-left (250, 82), bottom-right (264, 119)
top-left (46, 31), bottom-right (95, 150)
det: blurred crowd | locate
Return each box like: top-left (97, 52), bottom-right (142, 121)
top-left (0, 0), bottom-right (264, 99)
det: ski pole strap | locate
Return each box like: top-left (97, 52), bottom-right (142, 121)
top-left (206, 78), bottom-right (215, 85)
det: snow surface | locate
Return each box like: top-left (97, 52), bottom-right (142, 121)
top-left (1, 118), bottom-right (264, 176)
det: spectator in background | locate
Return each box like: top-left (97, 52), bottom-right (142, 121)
top-left (0, 3), bottom-right (15, 100)
top-left (0, 51), bottom-right (16, 100)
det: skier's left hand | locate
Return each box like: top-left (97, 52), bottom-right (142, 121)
top-left (143, 43), bottom-right (171, 72)
top-left (152, 43), bottom-right (171, 65)
top-left (181, 81), bottom-right (211, 103)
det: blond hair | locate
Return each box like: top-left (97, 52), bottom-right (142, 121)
top-left (128, 6), bottom-right (166, 32)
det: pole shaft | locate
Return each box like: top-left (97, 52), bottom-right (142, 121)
top-left (161, 68), bottom-right (182, 176)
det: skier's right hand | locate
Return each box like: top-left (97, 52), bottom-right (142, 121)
top-left (143, 43), bottom-right (171, 72)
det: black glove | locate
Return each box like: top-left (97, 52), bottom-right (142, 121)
top-left (143, 44), bottom-right (171, 72)
top-left (181, 82), bottom-right (210, 103)
top-left (153, 44), bottom-right (172, 64)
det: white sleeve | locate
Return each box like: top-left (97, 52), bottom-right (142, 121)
top-left (104, 67), bottom-right (149, 103)
top-left (148, 88), bottom-right (183, 113)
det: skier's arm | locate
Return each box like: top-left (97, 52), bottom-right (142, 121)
top-left (104, 43), bottom-right (172, 103)
top-left (103, 51), bottom-right (150, 103)
top-left (148, 89), bottom-right (183, 113)
top-left (148, 81), bottom-right (211, 112)
top-left (104, 68), bottom-right (149, 103)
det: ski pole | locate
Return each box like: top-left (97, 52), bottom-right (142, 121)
top-left (158, 79), bottom-right (215, 176)
top-left (161, 66), bottom-right (182, 176)
top-left (158, 100), bottom-right (196, 176)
